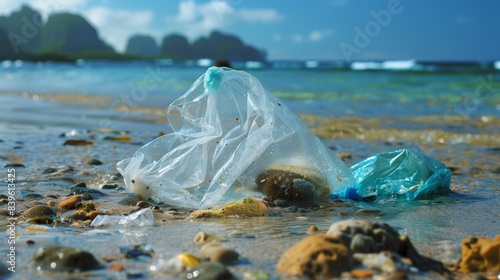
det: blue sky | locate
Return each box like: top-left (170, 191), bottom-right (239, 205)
top-left (2, 0), bottom-right (499, 61)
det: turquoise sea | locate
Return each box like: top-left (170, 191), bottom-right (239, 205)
top-left (0, 59), bottom-right (499, 278)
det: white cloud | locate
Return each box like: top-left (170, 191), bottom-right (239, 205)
top-left (309, 29), bottom-right (333, 42)
top-left (83, 7), bottom-right (157, 52)
top-left (0, 0), bottom-right (90, 18)
top-left (166, 0), bottom-right (284, 41)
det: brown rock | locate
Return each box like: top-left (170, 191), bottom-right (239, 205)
top-left (276, 234), bottom-right (352, 278)
top-left (308, 225), bottom-right (318, 234)
top-left (351, 269), bottom-right (374, 278)
top-left (86, 211), bottom-right (105, 221)
top-left (59, 195), bottom-right (82, 210)
top-left (459, 235), bottom-right (500, 273)
top-left (200, 242), bottom-right (239, 264)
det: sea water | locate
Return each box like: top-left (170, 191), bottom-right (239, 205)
top-left (0, 60), bottom-right (499, 278)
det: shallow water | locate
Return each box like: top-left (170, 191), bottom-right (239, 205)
top-left (0, 63), bottom-right (499, 278)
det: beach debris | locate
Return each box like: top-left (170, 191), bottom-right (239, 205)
top-left (91, 207), bottom-right (154, 227)
top-left (276, 234), bottom-right (352, 278)
top-left (31, 246), bottom-right (102, 272)
top-left (150, 253), bottom-right (200, 275)
top-left (59, 195), bottom-right (82, 210)
top-left (277, 220), bottom-right (447, 278)
top-left (63, 139), bottom-right (94, 146)
top-left (120, 244), bottom-right (154, 259)
top-left (189, 197), bottom-right (268, 218)
top-left (458, 235), bottom-right (500, 273)
top-left (200, 242), bottom-right (239, 264)
top-left (333, 149), bottom-right (451, 202)
top-left (184, 262), bottom-right (235, 280)
top-left (117, 66), bottom-right (354, 209)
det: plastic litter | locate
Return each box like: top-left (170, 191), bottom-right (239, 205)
top-left (332, 149), bottom-right (451, 202)
top-left (117, 67), bottom-right (354, 209)
top-left (90, 208), bottom-right (154, 227)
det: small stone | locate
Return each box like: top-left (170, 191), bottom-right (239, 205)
top-left (101, 184), bottom-right (118, 189)
top-left (103, 135), bottom-right (133, 142)
top-left (277, 234), bottom-right (352, 278)
top-left (120, 244), bottom-right (154, 259)
top-left (76, 201), bottom-right (96, 212)
top-left (31, 246), bottom-right (102, 272)
top-left (87, 158), bottom-right (103, 165)
top-left (3, 163), bottom-right (25, 168)
top-left (273, 199), bottom-right (289, 207)
top-left (69, 188), bottom-right (106, 198)
top-left (307, 225), bottom-right (318, 234)
top-left (200, 242), bottom-right (239, 264)
top-left (61, 210), bottom-right (88, 222)
top-left (0, 194), bottom-right (7, 199)
top-left (22, 205), bottom-right (56, 219)
top-left (285, 206), bottom-right (298, 213)
top-left (108, 263), bottom-right (125, 271)
top-left (70, 182), bottom-right (87, 189)
top-left (86, 211), bottom-right (105, 221)
top-left (350, 233), bottom-right (377, 253)
top-left (44, 194), bottom-right (59, 199)
top-left (351, 269), bottom-right (374, 279)
top-left (63, 139), bottom-right (94, 146)
top-left (119, 194), bottom-right (147, 206)
top-left (136, 201), bottom-right (149, 208)
top-left (79, 193), bottom-right (94, 200)
top-left (22, 193), bottom-right (44, 200)
top-left (59, 195), bottom-right (82, 210)
top-left (184, 262), bottom-right (235, 280)
top-left (0, 198), bottom-right (7, 205)
top-left (43, 167), bottom-right (58, 174)
top-left (27, 217), bottom-right (54, 224)
top-left (46, 200), bottom-right (55, 207)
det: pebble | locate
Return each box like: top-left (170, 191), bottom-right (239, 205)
top-left (0, 209), bottom-right (10, 216)
top-left (200, 242), bottom-right (239, 264)
top-left (3, 163), bottom-right (25, 168)
top-left (101, 184), bottom-right (118, 189)
top-left (70, 182), bottom-right (87, 189)
top-left (61, 210), bottom-right (88, 222)
top-left (76, 201), bottom-right (96, 212)
top-left (22, 205), bottom-right (56, 219)
top-left (0, 198), bottom-right (7, 205)
top-left (86, 210), bottom-right (105, 221)
top-left (307, 225), bottom-right (318, 234)
top-left (108, 263), bottom-right (125, 271)
top-left (136, 201), bottom-right (150, 208)
top-left (184, 262), bottom-right (235, 280)
top-left (21, 193), bottom-right (44, 200)
top-left (42, 167), bottom-right (58, 174)
top-left (351, 269), bottom-right (374, 279)
top-left (59, 195), bottom-right (82, 210)
top-left (44, 194), bottom-right (59, 199)
top-left (63, 139), bottom-right (94, 146)
top-left (273, 199), bottom-right (289, 207)
top-left (103, 135), bottom-right (133, 142)
top-left (119, 194), bottom-right (146, 206)
top-left (194, 232), bottom-right (222, 246)
top-left (176, 253), bottom-right (200, 267)
top-left (69, 187), bottom-right (106, 198)
top-left (120, 244), bottom-right (154, 259)
top-left (31, 246), bottom-right (102, 272)
top-left (0, 194), bottom-right (7, 199)
top-left (87, 158), bottom-right (103, 165)
top-left (47, 200), bottom-right (57, 207)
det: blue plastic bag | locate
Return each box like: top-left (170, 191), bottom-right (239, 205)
top-left (334, 149), bottom-right (451, 201)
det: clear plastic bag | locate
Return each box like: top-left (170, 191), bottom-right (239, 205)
top-left (117, 67), bottom-right (354, 209)
top-left (334, 149), bottom-right (451, 201)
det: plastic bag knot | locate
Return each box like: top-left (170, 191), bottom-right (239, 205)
top-left (204, 66), bottom-right (222, 91)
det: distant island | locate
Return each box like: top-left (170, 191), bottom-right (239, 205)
top-left (0, 5), bottom-right (266, 62)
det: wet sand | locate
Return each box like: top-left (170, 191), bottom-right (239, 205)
top-left (0, 92), bottom-right (499, 279)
